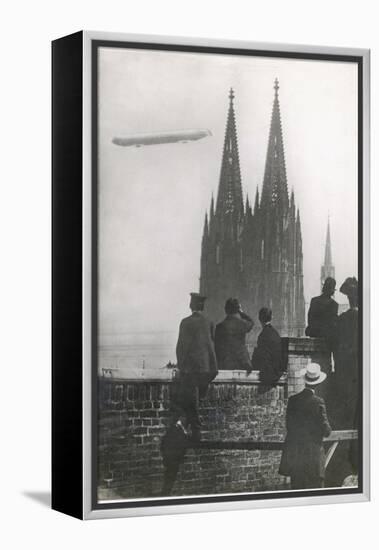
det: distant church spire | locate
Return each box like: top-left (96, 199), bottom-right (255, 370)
top-left (321, 215), bottom-right (335, 290)
top-left (254, 186), bottom-right (260, 215)
top-left (260, 78), bottom-right (288, 211)
top-left (215, 88), bottom-right (244, 222)
top-left (203, 211), bottom-right (209, 238)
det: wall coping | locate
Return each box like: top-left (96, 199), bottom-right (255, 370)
top-left (99, 337), bottom-right (329, 382)
top-left (99, 369), bottom-right (287, 385)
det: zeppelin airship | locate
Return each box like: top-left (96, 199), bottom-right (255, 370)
top-left (112, 128), bottom-right (212, 147)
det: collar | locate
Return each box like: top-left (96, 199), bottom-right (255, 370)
top-left (304, 387), bottom-right (315, 394)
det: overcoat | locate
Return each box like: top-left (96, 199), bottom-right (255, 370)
top-left (279, 388), bottom-right (331, 486)
top-left (332, 307), bottom-right (359, 429)
top-left (176, 312), bottom-right (218, 382)
top-left (305, 294), bottom-right (338, 339)
top-left (215, 314), bottom-right (254, 371)
top-left (251, 323), bottom-right (283, 384)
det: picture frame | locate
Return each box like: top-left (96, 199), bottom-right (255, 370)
top-left (52, 31), bottom-right (370, 520)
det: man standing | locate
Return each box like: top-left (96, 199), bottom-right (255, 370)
top-left (325, 277), bottom-right (359, 487)
top-left (173, 292), bottom-right (218, 442)
top-left (249, 307), bottom-right (283, 387)
top-left (332, 277), bottom-right (359, 430)
top-left (305, 277), bottom-right (339, 402)
top-left (305, 277), bottom-right (338, 340)
top-left (279, 363), bottom-right (332, 490)
top-left (214, 298), bottom-right (254, 371)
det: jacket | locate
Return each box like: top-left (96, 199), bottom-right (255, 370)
top-left (305, 294), bottom-right (338, 339)
top-left (215, 313), bottom-right (254, 370)
top-left (176, 312), bottom-right (218, 380)
top-left (331, 307), bottom-right (359, 429)
top-left (251, 323), bottom-right (283, 384)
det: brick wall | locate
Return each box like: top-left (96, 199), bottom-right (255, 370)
top-left (97, 337), bottom-right (326, 501)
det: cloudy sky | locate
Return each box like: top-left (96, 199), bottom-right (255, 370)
top-left (98, 46), bottom-right (358, 338)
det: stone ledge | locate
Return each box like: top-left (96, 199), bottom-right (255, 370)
top-left (100, 370), bottom-right (287, 385)
top-left (99, 337), bottom-right (329, 383)
top-left (212, 370), bottom-right (287, 385)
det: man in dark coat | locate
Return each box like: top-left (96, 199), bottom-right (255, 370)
top-left (279, 363), bottom-right (332, 489)
top-left (332, 277), bottom-right (359, 429)
top-left (249, 307), bottom-right (283, 386)
top-left (305, 277), bottom-right (338, 340)
top-left (214, 298), bottom-right (254, 370)
top-left (305, 277), bottom-right (338, 404)
top-left (325, 277), bottom-right (359, 488)
top-left (172, 292), bottom-right (218, 442)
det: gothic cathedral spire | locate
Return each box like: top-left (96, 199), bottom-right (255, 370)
top-left (200, 89), bottom-right (245, 319)
top-left (215, 88), bottom-right (244, 227)
top-left (260, 78), bottom-right (289, 212)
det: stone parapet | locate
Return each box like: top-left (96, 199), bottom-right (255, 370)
top-left (97, 337), bottom-right (330, 500)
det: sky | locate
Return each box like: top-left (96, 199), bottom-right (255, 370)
top-left (98, 46), bottom-right (358, 340)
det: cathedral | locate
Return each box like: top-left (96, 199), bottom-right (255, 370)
top-left (199, 80), bottom-right (305, 340)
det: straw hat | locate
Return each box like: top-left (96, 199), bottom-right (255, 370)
top-left (300, 363), bottom-right (327, 385)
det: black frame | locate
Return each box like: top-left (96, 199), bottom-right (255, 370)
top-left (52, 31), bottom-right (83, 519)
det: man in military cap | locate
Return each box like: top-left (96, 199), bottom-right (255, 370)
top-left (172, 292), bottom-right (218, 442)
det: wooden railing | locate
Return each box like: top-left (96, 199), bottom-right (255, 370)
top-left (191, 430), bottom-right (357, 451)
top-left (161, 430), bottom-right (357, 495)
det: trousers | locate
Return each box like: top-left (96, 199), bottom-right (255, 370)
top-left (171, 372), bottom-right (210, 428)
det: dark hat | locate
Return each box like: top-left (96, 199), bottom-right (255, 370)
top-left (340, 277), bottom-right (358, 298)
top-left (190, 292), bottom-right (207, 300)
top-left (190, 292), bottom-right (207, 307)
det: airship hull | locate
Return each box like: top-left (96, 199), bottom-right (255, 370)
top-left (112, 128), bottom-right (212, 147)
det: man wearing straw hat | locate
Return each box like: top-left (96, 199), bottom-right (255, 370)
top-left (279, 363), bottom-right (332, 490)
